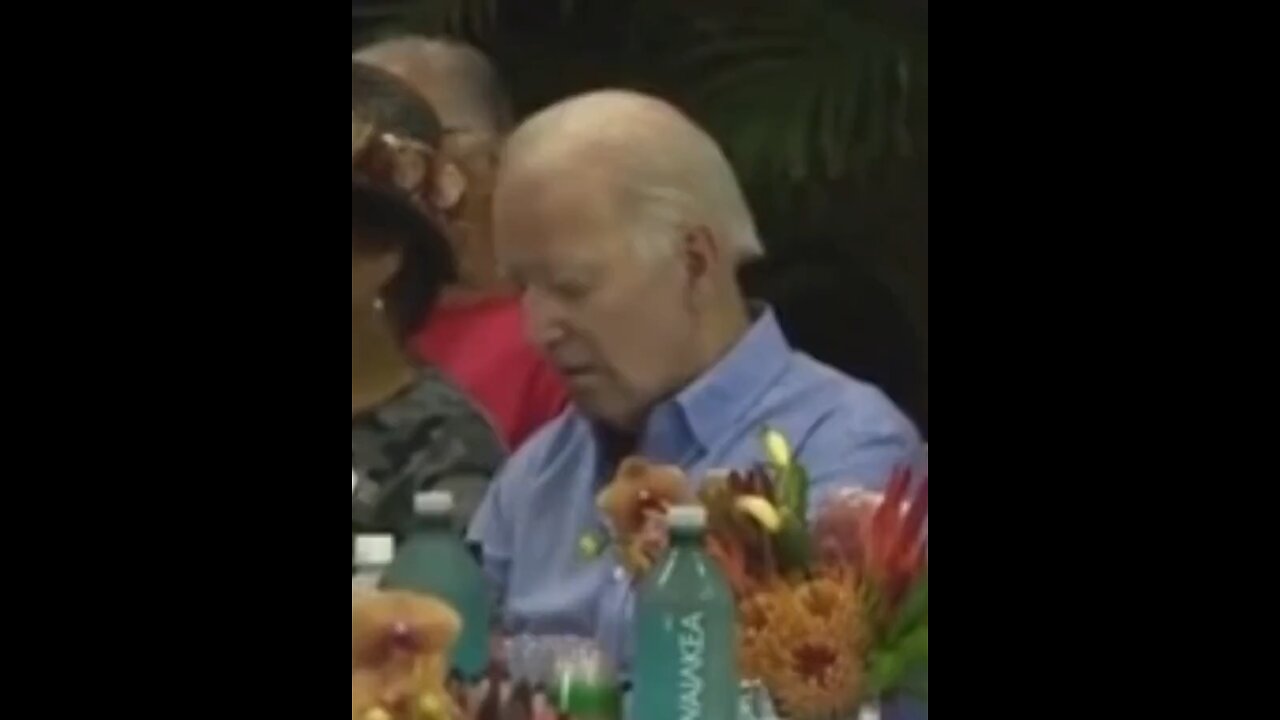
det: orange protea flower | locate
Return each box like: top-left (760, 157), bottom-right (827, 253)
top-left (737, 578), bottom-right (869, 719)
top-left (595, 457), bottom-right (693, 576)
top-left (352, 591), bottom-right (463, 720)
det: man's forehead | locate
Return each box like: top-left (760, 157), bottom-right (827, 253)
top-left (502, 152), bottom-right (620, 207)
top-left (495, 184), bottom-right (624, 267)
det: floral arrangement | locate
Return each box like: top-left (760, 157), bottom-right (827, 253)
top-left (587, 430), bottom-right (928, 719)
top-left (353, 590), bottom-right (573, 720)
top-left (581, 457), bottom-right (694, 576)
top-left (352, 590), bottom-right (463, 720)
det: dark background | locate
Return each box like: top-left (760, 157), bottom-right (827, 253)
top-left (353, 0), bottom-right (929, 437)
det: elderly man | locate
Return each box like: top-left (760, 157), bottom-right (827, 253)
top-left (355, 37), bottom-right (568, 451)
top-left (468, 89), bottom-right (921, 666)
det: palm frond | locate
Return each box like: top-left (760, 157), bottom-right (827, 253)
top-left (678, 1), bottom-right (925, 187)
top-left (355, 0), bottom-right (498, 41)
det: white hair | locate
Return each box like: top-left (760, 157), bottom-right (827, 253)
top-left (500, 90), bottom-right (764, 264)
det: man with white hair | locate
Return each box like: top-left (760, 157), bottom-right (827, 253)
top-left (356, 37), bottom-right (568, 450)
top-left (468, 90), bottom-right (921, 666)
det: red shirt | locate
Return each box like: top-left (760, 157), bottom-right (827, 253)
top-left (411, 295), bottom-right (568, 451)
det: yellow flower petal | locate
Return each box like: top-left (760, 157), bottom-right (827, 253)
top-left (762, 428), bottom-right (793, 467)
top-left (735, 495), bottom-right (783, 533)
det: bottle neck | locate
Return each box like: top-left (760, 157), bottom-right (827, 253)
top-left (414, 513), bottom-right (454, 532)
top-left (669, 527), bottom-right (705, 546)
top-left (352, 566), bottom-right (385, 594)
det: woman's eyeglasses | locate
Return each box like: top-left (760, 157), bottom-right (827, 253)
top-left (352, 120), bottom-right (440, 194)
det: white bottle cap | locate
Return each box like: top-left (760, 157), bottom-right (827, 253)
top-left (353, 534), bottom-right (395, 566)
top-left (666, 504), bottom-right (707, 530)
top-left (414, 490), bottom-right (454, 516)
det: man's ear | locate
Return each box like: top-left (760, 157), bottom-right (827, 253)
top-left (680, 225), bottom-right (720, 291)
top-left (430, 160), bottom-right (468, 211)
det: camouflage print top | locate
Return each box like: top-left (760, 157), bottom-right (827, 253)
top-left (352, 367), bottom-right (506, 549)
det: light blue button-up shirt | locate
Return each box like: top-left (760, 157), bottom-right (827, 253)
top-left (468, 307), bottom-right (924, 714)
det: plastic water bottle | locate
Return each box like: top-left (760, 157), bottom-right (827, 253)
top-left (632, 504), bottom-right (738, 720)
top-left (380, 490), bottom-right (491, 679)
top-left (352, 534), bottom-right (394, 597)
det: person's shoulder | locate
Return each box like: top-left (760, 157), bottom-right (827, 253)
top-left (791, 352), bottom-right (916, 429)
top-left (403, 367), bottom-right (507, 459)
top-left (406, 365), bottom-right (488, 417)
top-left (773, 352), bottom-right (922, 486)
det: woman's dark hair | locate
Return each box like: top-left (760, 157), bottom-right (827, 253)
top-left (352, 61), bottom-right (443, 146)
top-left (352, 178), bottom-right (456, 340)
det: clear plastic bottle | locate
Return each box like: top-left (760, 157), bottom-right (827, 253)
top-left (632, 504), bottom-right (738, 720)
top-left (352, 534), bottom-right (394, 598)
top-left (380, 490), bottom-right (492, 680)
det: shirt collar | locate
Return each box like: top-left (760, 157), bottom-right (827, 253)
top-left (584, 305), bottom-right (793, 468)
top-left (668, 304), bottom-right (793, 452)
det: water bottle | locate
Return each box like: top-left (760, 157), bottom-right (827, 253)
top-left (380, 490), bottom-right (491, 679)
top-left (632, 504), bottom-right (738, 720)
top-left (352, 534), bottom-right (394, 597)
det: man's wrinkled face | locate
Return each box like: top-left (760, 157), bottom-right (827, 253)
top-left (494, 175), bottom-right (698, 429)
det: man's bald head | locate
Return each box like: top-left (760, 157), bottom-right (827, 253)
top-left (354, 36), bottom-right (512, 138)
top-left (498, 90), bottom-right (763, 264)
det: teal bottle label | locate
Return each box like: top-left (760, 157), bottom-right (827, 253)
top-left (634, 604), bottom-right (737, 720)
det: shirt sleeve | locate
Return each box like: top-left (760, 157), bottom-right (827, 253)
top-left (797, 391), bottom-right (924, 516)
top-left (466, 445), bottom-right (541, 626)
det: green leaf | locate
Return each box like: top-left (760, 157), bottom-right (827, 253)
top-left (792, 464), bottom-right (809, 521)
top-left (896, 624), bottom-right (928, 663)
top-left (680, 3), bottom-right (924, 186)
top-left (888, 568), bottom-right (928, 643)
top-left (678, 33), bottom-right (807, 67)
top-left (773, 510), bottom-right (813, 573)
top-left (900, 663), bottom-right (929, 701)
top-left (867, 625), bottom-right (927, 697)
top-left (866, 649), bottom-right (905, 697)
top-left (784, 70), bottom-right (823, 180)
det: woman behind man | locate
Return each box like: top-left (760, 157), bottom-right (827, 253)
top-left (352, 63), bottom-right (504, 546)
